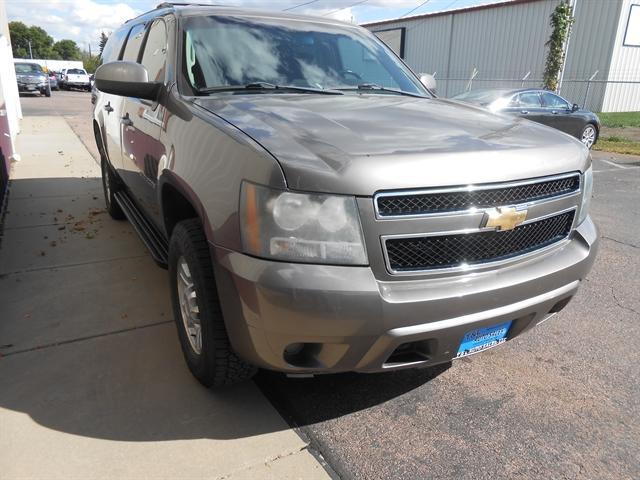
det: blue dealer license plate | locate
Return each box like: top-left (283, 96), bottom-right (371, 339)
top-left (456, 321), bottom-right (513, 358)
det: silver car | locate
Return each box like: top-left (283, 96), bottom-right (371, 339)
top-left (93, 5), bottom-right (598, 387)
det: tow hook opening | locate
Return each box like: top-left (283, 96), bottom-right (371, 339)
top-left (384, 340), bottom-right (436, 367)
top-left (549, 296), bottom-right (573, 313)
top-left (283, 342), bottom-right (323, 368)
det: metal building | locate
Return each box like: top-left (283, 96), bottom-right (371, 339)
top-left (363, 0), bottom-right (640, 112)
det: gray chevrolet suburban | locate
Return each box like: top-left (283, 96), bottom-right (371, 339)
top-left (93, 3), bottom-right (598, 387)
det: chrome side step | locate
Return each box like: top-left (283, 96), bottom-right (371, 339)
top-left (114, 191), bottom-right (168, 268)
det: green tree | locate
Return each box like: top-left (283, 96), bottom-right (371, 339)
top-left (53, 39), bottom-right (81, 60)
top-left (9, 21), bottom-right (56, 59)
top-left (81, 51), bottom-right (101, 74)
top-left (543, 1), bottom-right (575, 92)
top-left (99, 32), bottom-right (110, 56)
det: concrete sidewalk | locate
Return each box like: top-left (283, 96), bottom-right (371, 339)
top-left (0, 117), bottom-right (329, 479)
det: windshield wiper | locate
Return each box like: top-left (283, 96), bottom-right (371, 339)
top-left (196, 82), bottom-right (344, 95)
top-left (338, 83), bottom-right (428, 98)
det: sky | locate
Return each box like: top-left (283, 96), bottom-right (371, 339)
top-left (5, 0), bottom-right (505, 51)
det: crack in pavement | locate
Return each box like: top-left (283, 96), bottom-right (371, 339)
top-left (0, 254), bottom-right (149, 278)
top-left (0, 320), bottom-right (173, 358)
top-left (602, 235), bottom-right (640, 249)
top-left (212, 445), bottom-right (310, 480)
top-left (610, 286), bottom-right (640, 317)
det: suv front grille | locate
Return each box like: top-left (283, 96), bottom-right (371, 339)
top-left (376, 174), bottom-right (580, 217)
top-left (384, 211), bottom-right (574, 272)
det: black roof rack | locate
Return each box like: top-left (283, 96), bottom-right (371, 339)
top-left (155, 2), bottom-right (225, 8)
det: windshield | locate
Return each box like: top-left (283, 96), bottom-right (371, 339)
top-left (182, 16), bottom-right (427, 96)
top-left (67, 69), bottom-right (87, 75)
top-left (15, 63), bottom-right (43, 74)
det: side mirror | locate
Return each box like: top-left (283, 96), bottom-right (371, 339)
top-left (572, 103), bottom-right (580, 112)
top-left (419, 73), bottom-right (436, 91)
top-left (95, 61), bottom-right (161, 101)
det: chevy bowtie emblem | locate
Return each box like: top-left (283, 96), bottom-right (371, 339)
top-left (483, 207), bottom-right (528, 231)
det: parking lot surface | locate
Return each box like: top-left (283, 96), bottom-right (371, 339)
top-left (6, 91), bottom-right (640, 479)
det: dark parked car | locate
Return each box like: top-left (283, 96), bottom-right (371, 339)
top-left (14, 62), bottom-right (51, 97)
top-left (452, 89), bottom-right (600, 149)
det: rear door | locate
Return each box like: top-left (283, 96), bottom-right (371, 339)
top-left (511, 91), bottom-right (545, 124)
top-left (98, 24), bottom-right (144, 173)
top-left (114, 22), bottom-right (148, 188)
top-left (120, 17), bottom-right (169, 224)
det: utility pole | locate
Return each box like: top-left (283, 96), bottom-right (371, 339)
top-left (28, 40), bottom-right (33, 59)
top-left (557, 0), bottom-right (578, 94)
top-left (88, 42), bottom-right (92, 57)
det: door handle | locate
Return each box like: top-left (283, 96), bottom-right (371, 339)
top-left (520, 110), bottom-right (529, 114)
top-left (121, 114), bottom-right (133, 127)
top-left (551, 110), bottom-right (558, 114)
top-left (104, 102), bottom-right (113, 113)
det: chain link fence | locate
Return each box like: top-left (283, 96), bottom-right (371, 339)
top-left (436, 76), bottom-right (640, 112)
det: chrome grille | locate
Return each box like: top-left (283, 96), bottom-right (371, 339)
top-left (376, 174), bottom-right (580, 217)
top-left (384, 211), bottom-right (574, 272)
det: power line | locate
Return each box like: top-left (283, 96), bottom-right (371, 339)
top-left (322, 0), bottom-right (370, 17)
top-left (399, 0), bottom-right (432, 19)
top-left (282, 0), bottom-right (322, 12)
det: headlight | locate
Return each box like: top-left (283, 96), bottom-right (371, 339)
top-left (240, 182), bottom-right (368, 265)
top-left (578, 166), bottom-right (593, 224)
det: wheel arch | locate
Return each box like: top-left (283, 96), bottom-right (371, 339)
top-left (93, 119), bottom-right (108, 160)
top-left (158, 172), bottom-right (214, 243)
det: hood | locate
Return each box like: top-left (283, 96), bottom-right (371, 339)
top-left (195, 94), bottom-right (588, 195)
top-left (16, 72), bottom-right (46, 80)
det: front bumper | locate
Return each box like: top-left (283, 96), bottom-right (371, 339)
top-left (65, 82), bottom-right (90, 88)
top-left (17, 83), bottom-right (47, 92)
top-left (213, 217), bottom-right (599, 374)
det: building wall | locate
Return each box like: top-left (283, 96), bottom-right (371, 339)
top-left (0, 0), bottom-right (21, 208)
top-left (560, 0), bottom-right (624, 111)
top-left (602, 0), bottom-right (640, 112)
top-left (366, 0), bottom-right (637, 112)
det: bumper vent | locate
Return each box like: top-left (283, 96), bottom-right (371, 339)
top-left (385, 211), bottom-right (575, 272)
top-left (376, 174), bottom-right (580, 217)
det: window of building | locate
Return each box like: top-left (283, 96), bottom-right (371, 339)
top-left (624, 4), bottom-right (640, 46)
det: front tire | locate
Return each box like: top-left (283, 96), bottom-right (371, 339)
top-left (169, 219), bottom-right (256, 388)
top-left (580, 124), bottom-right (597, 149)
top-left (44, 85), bottom-right (51, 97)
top-left (101, 156), bottom-right (125, 220)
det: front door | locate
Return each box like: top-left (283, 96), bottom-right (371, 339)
top-left (540, 91), bottom-right (581, 137)
top-left (120, 18), bottom-right (169, 226)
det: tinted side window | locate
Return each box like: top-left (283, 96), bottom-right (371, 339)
top-left (541, 92), bottom-right (569, 109)
top-left (122, 23), bottom-right (147, 62)
top-left (517, 92), bottom-right (542, 108)
top-left (101, 27), bottom-right (129, 63)
top-left (141, 19), bottom-right (168, 82)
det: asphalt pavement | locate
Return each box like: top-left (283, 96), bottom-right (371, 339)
top-left (15, 91), bottom-right (640, 480)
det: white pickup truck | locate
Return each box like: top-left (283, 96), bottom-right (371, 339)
top-left (60, 68), bottom-right (91, 91)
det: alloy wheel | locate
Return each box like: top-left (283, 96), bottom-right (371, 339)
top-left (176, 256), bottom-right (202, 354)
top-left (581, 125), bottom-right (596, 149)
